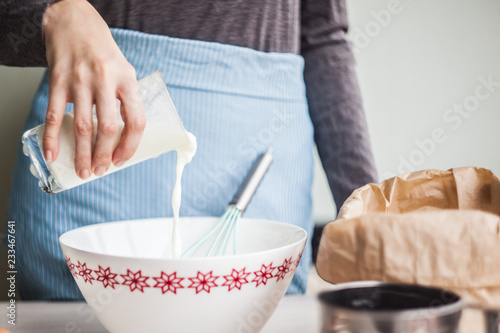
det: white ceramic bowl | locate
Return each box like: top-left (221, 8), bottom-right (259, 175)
top-left (59, 217), bottom-right (307, 333)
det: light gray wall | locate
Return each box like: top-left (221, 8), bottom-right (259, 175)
top-left (0, 67), bottom-right (45, 220)
top-left (313, 0), bottom-right (500, 223)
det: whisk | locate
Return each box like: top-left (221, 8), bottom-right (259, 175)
top-left (182, 148), bottom-right (273, 257)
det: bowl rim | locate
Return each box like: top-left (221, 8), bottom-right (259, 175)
top-left (59, 216), bottom-right (308, 262)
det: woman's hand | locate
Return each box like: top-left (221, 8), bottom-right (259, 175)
top-left (42, 0), bottom-right (146, 179)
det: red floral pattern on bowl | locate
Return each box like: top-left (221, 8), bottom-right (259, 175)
top-left (65, 251), bottom-right (303, 294)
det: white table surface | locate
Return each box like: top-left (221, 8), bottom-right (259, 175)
top-left (0, 295), bottom-right (321, 333)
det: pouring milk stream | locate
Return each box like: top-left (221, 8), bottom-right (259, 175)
top-left (23, 71), bottom-right (197, 258)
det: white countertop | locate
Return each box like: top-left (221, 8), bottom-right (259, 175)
top-left (0, 295), bottom-right (321, 333)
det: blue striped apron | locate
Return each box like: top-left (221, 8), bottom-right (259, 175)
top-left (7, 28), bottom-right (315, 300)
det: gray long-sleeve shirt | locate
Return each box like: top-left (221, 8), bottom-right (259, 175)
top-left (0, 0), bottom-right (378, 212)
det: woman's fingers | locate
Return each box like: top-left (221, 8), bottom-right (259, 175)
top-left (72, 86), bottom-right (94, 180)
top-left (45, 67), bottom-right (145, 179)
top-left (91, 85), bottom-right (120, 176)
top-left (43, 81), bottom-right (67, 163)
top-left (112, 72), bottom-right (146, 168)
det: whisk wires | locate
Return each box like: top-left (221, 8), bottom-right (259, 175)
top-left (182, 205), bottom-right (241, 257)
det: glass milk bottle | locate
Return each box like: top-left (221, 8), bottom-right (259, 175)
top-left (22, 71), bottom-right (194, 194)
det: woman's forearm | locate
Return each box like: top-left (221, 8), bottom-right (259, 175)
top-left (301, 0), bottom-right (378, 211)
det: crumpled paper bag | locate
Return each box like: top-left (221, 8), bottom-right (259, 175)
top-left (316, 167), bottom-right (500, 307)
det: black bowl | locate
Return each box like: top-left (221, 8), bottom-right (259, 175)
top-left (318, 282), bottom-right (463, 333)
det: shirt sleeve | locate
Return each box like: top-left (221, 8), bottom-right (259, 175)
top-left (301, 0), bottom-right (378, 212)
top-left (0, 0), bottom-right (58, 67)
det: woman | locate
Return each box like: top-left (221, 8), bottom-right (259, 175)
top-left (1, 0), bottom-right (377, 299)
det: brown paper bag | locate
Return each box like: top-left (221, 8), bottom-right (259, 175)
top-left (316, 167), bottom-right (500, 307)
